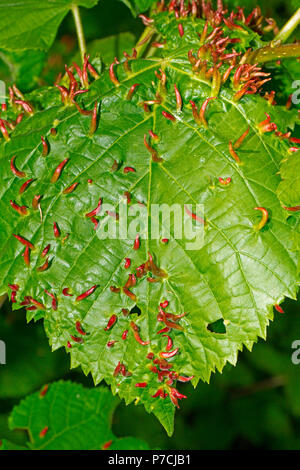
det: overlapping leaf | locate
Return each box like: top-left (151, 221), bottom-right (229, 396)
top-left (0, 381), bottom-right (149, 450)
top-left (0, 0), bottom-right (99, 52)
top-left (0, 4), bottom-right (299, 436)
top-left (0, 49), bottom-right (46, 91)
top-left (277, 152), bottom-right (300, 209)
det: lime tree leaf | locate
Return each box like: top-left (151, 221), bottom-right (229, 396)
top-left (0, 49), bottom-right (46, 92)
top-left (277, 152), bottom-right (300, 209)
top-left (0, 440), bottom-right (27, 450)
top-left (0, 3), bottom-right (299, 436)
top-left (0, 0), bottom-right (99, 52)
top-left (110, 437), bottom-right (152, 450)
top-left (0, 381), bottom-right (150, 450)
top-left (118, 0), bottom-right (155, 16)
top-left (0, 413), bottom-right (27, 448)
top-left (277, 151), bottom-right (300, 255)
top-left (152, 6), bottom-right (266, 56)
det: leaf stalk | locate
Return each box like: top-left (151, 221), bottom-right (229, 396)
top-left (248, 42), bottom-right (300, 64)
top-left (135, 26), bottom-right (155, 58)
top-left (274, 8), bottom-right (300, 43)
top-left (71, 4), bottom-right (87, 63)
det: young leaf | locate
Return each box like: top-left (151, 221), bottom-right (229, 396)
top-left (0, 0), bottom-right (99, 52)
top-left (0, 381), bottom-right (150, 450)
top-left (0, 1), bottom-right (299, 436)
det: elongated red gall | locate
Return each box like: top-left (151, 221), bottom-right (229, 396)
top-left (53, 222), bottom-right (60, 238)
top-left (37, 258), bottom-right (49, 272)
top-left (41, 136), bottom-right (48, 156)
top-left (13, 234), bottom-right (35, 250)
top-left (23, 246), bottom-right (30, 267)
top-left (19, 178), bottom-right (34, 194)
top-left (162, 111), bottom-right (176, 122)
top-left (253, 207), bottom-right (269, 231)
top-left (10, 156), bottom-right (26, 178)
top-left (75, 321), bottom-right (86, 335)
top-left (51, 158), bottom-right (68, 183)
top-left (126, 84), bottom-right (140, 100)
top-left (135, 382), bottom-right (147, 388)
top-left (229, 141), bottom-right (241, 164)
top-left (274, 304), bottom-right (284, 314)
top-left (76, 285), bottom-right (98, 301)
top-left (85, 198), bottom-right (102, 218)
top-left (124, 258), bottom-right (131, 269)
top-left (178, 23), bottom-right (184, 37)
top-left (63, 182), bottom-right (79, 194)
top-left (124, 166), bottom-right (136, 174)
top-left (133, 234), bottom-right (140, 250)
top-left (10, 200), bottom-right (28, 216)
top-left (104, 314), bottom-right (117, 331)
top-left (130, 321), bottom-right (150, 346)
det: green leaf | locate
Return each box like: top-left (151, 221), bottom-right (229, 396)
top-left (277, 152), bottom-right (300, 208)
top-left (0, 440), bottom-right (27, 450)
top-left (0, 49), bottom-right (46, 92)
top-left (0, 381), bottom-right (150, 450)
top-left (0, 413), bottom-right (27, 448)
top-left (118, 0), bottom-right (155, 16)
top-left (0, 0), bottom-right (99, 52)
top-left (0, 5), bottom-right (299, 436)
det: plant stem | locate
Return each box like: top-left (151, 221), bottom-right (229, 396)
top-left (275, 8), bottom-right (300, 43)
top-left (71, 4), bottom-right (87, 63)
top-left (249, 42), bottom-right (300, 64)
top-left (135, 26), bottom-right (155, 58)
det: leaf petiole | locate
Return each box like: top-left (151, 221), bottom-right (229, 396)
top-left (274, 7), bottom-right (300, 43)
top-left (71, 4), bottom-right (87, 63)
top-left (135, 25), bottom-right (155, 58)
top-left (248, 42), bottom-right (300, 64)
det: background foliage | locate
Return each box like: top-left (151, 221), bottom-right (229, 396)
top-left (0, 0), bottom-right (299, 450)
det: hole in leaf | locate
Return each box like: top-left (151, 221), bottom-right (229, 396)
top-left (130, 305), bottom-right (141, 316)
top-left (207, 318), bottom-right (226, 334)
